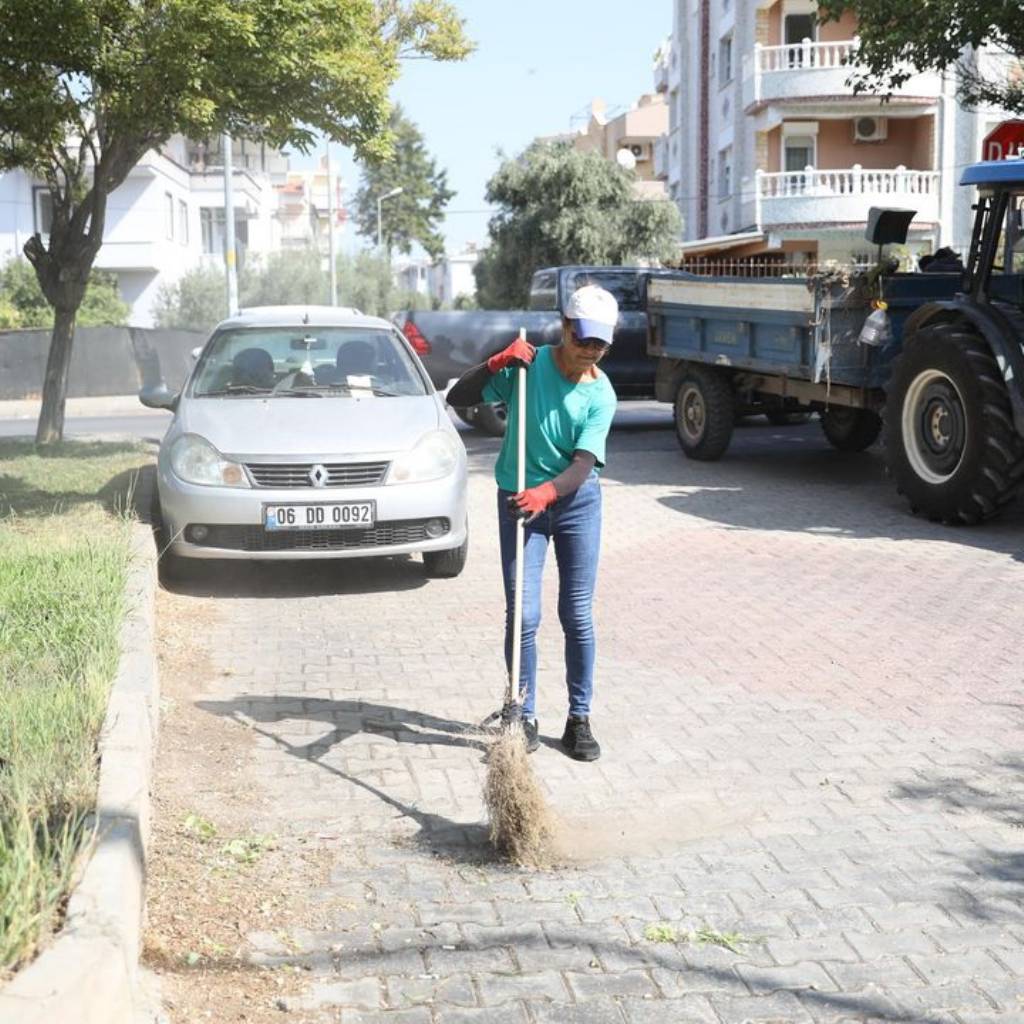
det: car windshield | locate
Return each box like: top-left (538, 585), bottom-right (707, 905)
top-left (191, 326), bottom-right (428, 398)
top-left (562, 270), bottom-right (643, 312)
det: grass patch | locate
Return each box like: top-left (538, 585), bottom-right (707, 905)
top-left (0, 438), bottom-right (150, 975)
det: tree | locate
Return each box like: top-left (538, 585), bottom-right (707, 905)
top-left (0, 0), bottom-right (471, 443)
top-left (474, 142), bottom-right (682, 309)
top-left (352, 106), bottom-right (455, 259)
top-left (819, 0), bottom-right (1024, 112)
top-left (0, 259), bottom-right (128, 328)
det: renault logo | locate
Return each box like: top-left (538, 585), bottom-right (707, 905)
top-left (309, 464), bottom-right (328, 488)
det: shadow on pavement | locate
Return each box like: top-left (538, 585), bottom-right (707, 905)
top-left (159, 554), bottom-right (431, 598)
top-left (198, 695), bottom-right (493, 862)
top-left (891, 747), bottom-right (1024, 926)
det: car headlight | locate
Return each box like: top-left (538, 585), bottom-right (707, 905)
top-left (169, 434), bottom-right (249, 488)
top-left (387, 431), bottom-right (460, 484)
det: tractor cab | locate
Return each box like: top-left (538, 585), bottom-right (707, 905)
top-left (960, 158), bottom-right (1024, 306)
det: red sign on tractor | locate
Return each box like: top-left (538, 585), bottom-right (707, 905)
top-left (982, 120), bottom-right (1024, 161)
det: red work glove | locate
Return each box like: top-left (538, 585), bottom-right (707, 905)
top-left (508, 482), bottom-right (558, 522)
top-left (487, 338), bottom-right (535, 374)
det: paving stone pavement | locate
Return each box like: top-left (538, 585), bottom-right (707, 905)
top-left (167, 405), bottom-right (1024, 1023)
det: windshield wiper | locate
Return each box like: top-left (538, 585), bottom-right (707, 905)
top-left (273, 387), bottom-right (325, 397)
top-left (200, 384), bottom-right (272, 396)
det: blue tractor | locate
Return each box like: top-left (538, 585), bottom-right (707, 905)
top-left (885, 159), bottom-right (1024, 522)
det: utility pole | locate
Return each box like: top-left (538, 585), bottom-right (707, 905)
top-left (326, 145), bottom-right (338, 305)
top-left (222, 132), bottom-right (238, 316)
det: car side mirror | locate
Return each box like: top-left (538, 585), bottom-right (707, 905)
top-left (191, 346), bottom-right (203, 361)
top-left (139, 384), bottom-right (179, 411)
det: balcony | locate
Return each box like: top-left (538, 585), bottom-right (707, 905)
top-left (744, 165), bottom-right (940, 229)
top-left (743, 39), bottom-right (941, 108)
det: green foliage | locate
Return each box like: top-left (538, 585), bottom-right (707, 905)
top-left (0, 259), bottom-right (128, 328)
top-left (0, 0), bottom-right (471, 440)
top-left (0, 438), bottom-right (144, 972)
top-left (475, 142), bottom-right (681, 309)
top-left (819, 1), bottom-right (1024, 113)
top-left (353, 106), bottom-right (455, 259)
top-left (153, 248), bottom-right (425, 329)
top-left (153, 265), bottom-right (228, 333)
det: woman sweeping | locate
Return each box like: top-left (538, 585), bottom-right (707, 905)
top-left (447, 284), bottom-right (618, 761)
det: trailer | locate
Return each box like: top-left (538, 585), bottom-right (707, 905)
top-left (646, 153), bottom-right (1024, 523)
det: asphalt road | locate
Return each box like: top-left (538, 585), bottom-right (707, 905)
top-left (0, 411), bottom-right (173, 440)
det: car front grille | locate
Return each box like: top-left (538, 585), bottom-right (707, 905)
top-left (186, 519), bottom-right (448, 552)
top-left (245, 461), bottom-right (389, 488)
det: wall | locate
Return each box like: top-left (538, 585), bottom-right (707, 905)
top-left (818, 9), bottom-right (858, 43)
top-left (815, 117), bottom-right (933, 170)
top-left (0, 327), bottom-right (206, 400)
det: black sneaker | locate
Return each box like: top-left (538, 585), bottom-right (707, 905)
top-left (561, 716), bottom-right (600, 761)
top-left (523, 717), bottom-right (539, 754)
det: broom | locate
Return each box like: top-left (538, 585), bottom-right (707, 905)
top-left (482, 329), bottom-right (555, 866)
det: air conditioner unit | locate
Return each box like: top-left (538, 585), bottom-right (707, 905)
top-left (630, 143), bottom-right (646, 159)
top-left (854, 116), bottom-right (887, 143)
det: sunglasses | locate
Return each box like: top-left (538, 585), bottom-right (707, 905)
top-left (570, 331), bottom-right (609, 352)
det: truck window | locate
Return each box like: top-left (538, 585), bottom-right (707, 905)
top-left (562, 270), bottom-right (642, 311)
top-left (529, 270), bottom-right (557, 310)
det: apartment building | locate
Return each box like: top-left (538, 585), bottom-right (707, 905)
top-left (573, 95), bottom-right (670, 199)
top-left (656, 0), bottom-right (1015, 266)
top-left (0, 135), bottom-right (287, 326)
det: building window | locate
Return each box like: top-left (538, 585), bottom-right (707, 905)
top-left (32, 187), bottom-right (53, 235)
top-left (165, 192), bottom-right (174, 240)
top-left (718, 147), bottom-right (732, 199)
top-left (200, 207), bottom-right (218, 254)
top-left (718, 35), bottom-right (733, 86)
top-left (178, 200), bottom-right (188, 245)
top-left (784, 135), bottom-right (816, 173)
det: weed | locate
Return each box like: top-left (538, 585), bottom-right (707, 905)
top-left (182, 813), bottom-right (218, 841)
top-left (694, 926), bottom-right (747, 953)
top-left (643, 922), bottom-right (679, 943)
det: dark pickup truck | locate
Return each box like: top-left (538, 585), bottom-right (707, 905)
top-left (398, 266), bottom-right (672, 434)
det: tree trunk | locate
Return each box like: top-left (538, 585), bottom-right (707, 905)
top-left (34, 306), bottom-right (77, 445)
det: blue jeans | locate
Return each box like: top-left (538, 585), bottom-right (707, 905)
top-left (497, 477), bottom-right (602, 719)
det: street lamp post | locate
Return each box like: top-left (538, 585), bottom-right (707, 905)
top-left (376, 186), bottom-right (403, 251)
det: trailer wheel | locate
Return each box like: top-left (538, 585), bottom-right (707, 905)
top-left (885, 322), bottom-right (1024, 523)
top-left (673, 366), bottom-right (734, 461)
top-left (820, 407), bottom-right (882, 452)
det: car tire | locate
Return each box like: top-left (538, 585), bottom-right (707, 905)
top-left (472, 403), bottom-right (508, 437)
top-left (151, 489), bottom-right (188, 585)
top-left (423, 531), bottom-right (468, 578)
top-left (452, 407), bottom-right (478, 430)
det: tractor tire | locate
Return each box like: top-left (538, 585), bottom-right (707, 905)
top-left (820, 407), bottom-right (882, 452)
top-left (884, 322), bottom-right (1024, 524)
top-left (673, 365), bottom-right (735, 461)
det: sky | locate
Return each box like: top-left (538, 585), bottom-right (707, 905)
top-left (291, 0), bottom-right (671, 259)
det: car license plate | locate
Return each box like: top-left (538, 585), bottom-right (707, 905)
top-left (264, 502), bottom-right (375, 531)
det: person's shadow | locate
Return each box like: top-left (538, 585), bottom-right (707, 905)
top-left (198, 696), bottom-right (495, 859)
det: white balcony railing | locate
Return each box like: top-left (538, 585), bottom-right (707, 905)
top-left (743, 37), bottom-right (941, 106)
top-left (758, 39), bottom-right (856, 73)
top-left (747, 165), bottom-right (940, 229)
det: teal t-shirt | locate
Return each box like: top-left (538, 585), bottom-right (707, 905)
top-left (482, 345), bottom-right (617, 491)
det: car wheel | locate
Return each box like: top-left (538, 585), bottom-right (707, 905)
top-left (151, 490), bottom-right (188, 585)
top-left (423, 532), bottom-right (468, 578)
top-left (472, 403), bottom-right (508, 437)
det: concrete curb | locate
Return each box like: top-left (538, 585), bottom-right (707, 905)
top-left (0, 524), bottom-right (159, 1024)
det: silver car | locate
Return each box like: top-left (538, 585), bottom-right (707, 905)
top-left (141, 305), bottom-right (468, 577)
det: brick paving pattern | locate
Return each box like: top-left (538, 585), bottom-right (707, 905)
top-left (171, 406), bottom-right (1024, 1022)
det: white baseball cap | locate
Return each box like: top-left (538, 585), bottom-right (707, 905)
top-left (565, 284), bottom-right (619, 345)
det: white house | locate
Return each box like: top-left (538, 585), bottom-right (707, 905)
top-left (0, 135), bottom-right (286, 326)
top-left (427, 247), bottom-right (479, 307)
